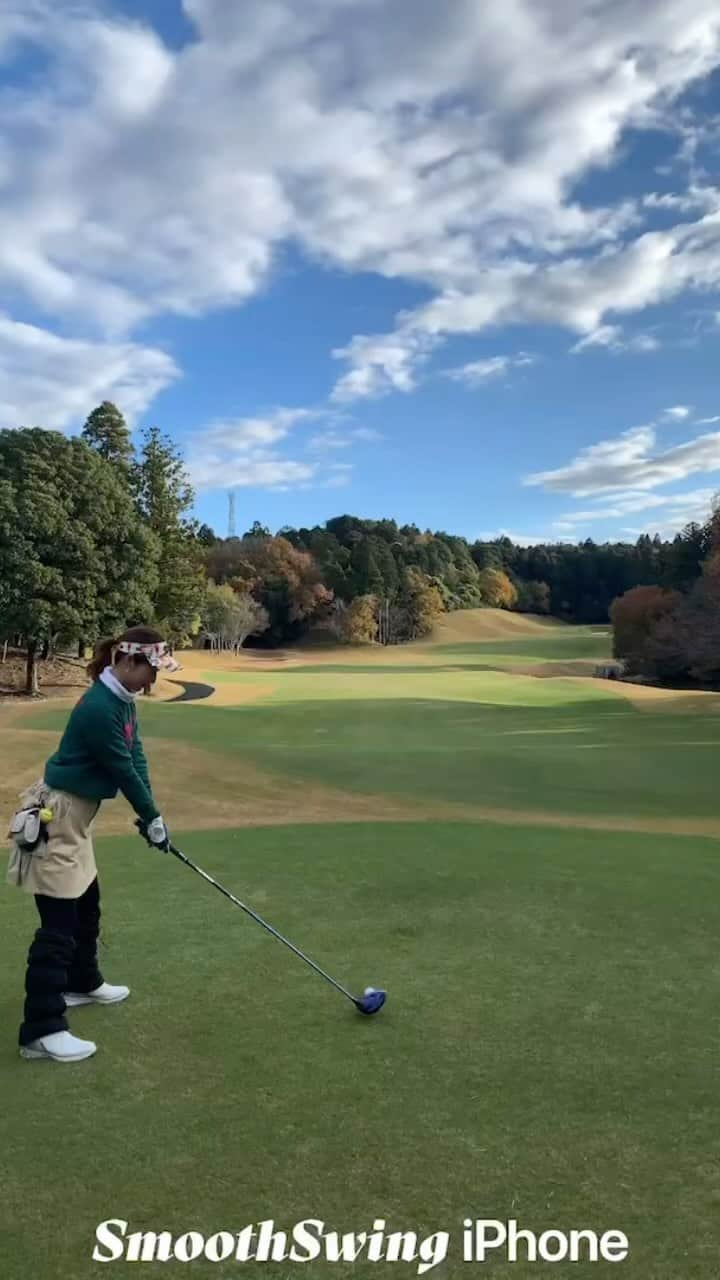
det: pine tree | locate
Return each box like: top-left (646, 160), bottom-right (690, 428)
top-left (132, 427), bottom-right (205, 645)
top-left (81, 402), bottom-right (134, 475)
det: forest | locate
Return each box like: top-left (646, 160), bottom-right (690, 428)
top-left (1, 402), bottom-right (718, 690)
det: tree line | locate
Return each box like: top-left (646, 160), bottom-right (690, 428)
top-left (610, 504), bottom-right (720, 687)
top-left (1, 402), bottom-right (717, 692)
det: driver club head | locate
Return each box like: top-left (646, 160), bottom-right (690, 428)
top-left (355, 986), bottom-right (387, 1016)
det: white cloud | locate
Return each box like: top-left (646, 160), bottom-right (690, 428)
top-left (331, 330), bottom-right (437, 401)
top-left (190, 456), bottom-right (317, 491)
top-left (643, 186), bottom-right (720, 215)
top-left (334, 209), bottom-right (720, 397)
top-left (199, 408), bottom-right (316, 452)
top-left (0, 2), bottom-right (48, 60)
top-left (308, 431), bottom-right (353, 451)
top-left (0, 0), bottom-right (719, 344)
top-left (184, 407), bottom-right (322, 491)
top-left (664, 404), bottom-right (692, 419)
top-left (323, 461), bottom-right (354, 488)
top-left (525, 424), bottom-right (720, 496)
top-left (479, 528), bottom-right (576, 546)
top-left (621, 487), bottom-right (716, 533)
top-left (0, 314), bottom-right (178, 430)
top-left (571, 325), bottom-right (624, 352)
top-left (696, 414), bottom-right (720, 424)
top-left (308, 425), bottom-right (382, 451)
top-left (445, 353), bottom-right (535, 386)
top-left (352, 426), bottom-right (382, 442)
top-left (562, 487), bottom-right (717, 521)
top-left (1, 0), bottom-right (720, 426)
top-left (630, 333), bottom-right (662, 352)
top-left (571, 325), bottom-right (659, 353)
top-left (327, 209), bottom-right (717, 394)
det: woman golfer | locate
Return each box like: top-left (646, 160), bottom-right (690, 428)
top-left (7, 627), bottom-right (180, 1063)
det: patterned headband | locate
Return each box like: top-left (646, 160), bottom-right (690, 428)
top-left (115, 640), bottom-right (181, 672)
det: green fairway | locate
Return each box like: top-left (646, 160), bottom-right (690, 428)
top-left (28, 671), bottom-right (720, 824)
top-left (197, 666), bottom-right (617, 703)
top-left (2, 822), bottom-right (719, 1278)
top-left (153, 696), bottom-right (718, 822)
top-left (431, 625), bottom-right (614, 662)
top-left (2, 616), bottom-right (719, 1278)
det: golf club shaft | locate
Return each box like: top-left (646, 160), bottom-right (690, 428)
top-left (168, 843), bottom-right (357, 1003)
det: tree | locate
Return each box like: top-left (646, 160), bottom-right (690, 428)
top-left (224, 514), bottom-right (716, 632)
top-left (133, 427), bottom-right (205, 645)
top-left (643, 575), bottom-right (720, 685)
top-left (244, 520), bottom-right (271, 539)
top-left (610, 585), bottom-right (682, 671)
top-left (194, 522), bottom-right (218, 549)
top-left (201, 582), bottom-right (234, 651)
top-left (223, 593), bottom-right (270, 653)
top-left (0, 429), bottom-right (159, 694)
top-left (350, 537), bottom-right (386, 597)
top-left (703, 498), bottom-right (720, 580)
top-left (471, 542), bottom-right (504, 572)
top-left (133, 426), bottom-right (195, 527)
top-left (399, 569), bottom-right (445, 639)
top-left (221, 534), bottom-right (333, 645)
top-left (515, 580), bottom-right (551, 614)
top-left (478, 567), bottom-right (518, 610)
top-left (81, 401), bottom-right (134, 476)
top-left (204, 538), bottom-right (252, 586)
top-left (662, 522), bottom-right (709, 591)
top-left (330, 595), bottom-right (378, 644)
top-left (680, 575), bottom-right (720, 683)
top-left (201, 582), bottom-right (269, 652)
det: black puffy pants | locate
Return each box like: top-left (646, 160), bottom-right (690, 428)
top-left (19, 877), bottom-right (104, 1046)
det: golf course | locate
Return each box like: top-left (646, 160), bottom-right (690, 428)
top-left (2, 609), bottom-right (719, 1278)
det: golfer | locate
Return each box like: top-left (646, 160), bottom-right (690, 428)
top-left (7, 627), bottom-right (180, 1064)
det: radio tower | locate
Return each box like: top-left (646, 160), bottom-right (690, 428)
top-left (227, 491), bottom-right (236, 538)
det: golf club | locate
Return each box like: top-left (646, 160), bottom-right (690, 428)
top-left (137, 821), bottom-right (387, 1015)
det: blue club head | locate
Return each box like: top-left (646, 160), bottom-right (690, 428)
top-left (355, 987), bottom-right (387, 1015)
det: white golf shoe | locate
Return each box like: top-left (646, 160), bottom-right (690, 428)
top-left (63, 981), bottom-right (130, 1007)
top-left (20, 1030), bottom-right (97, 1062)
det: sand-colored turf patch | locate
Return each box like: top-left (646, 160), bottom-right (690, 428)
top-left (170, 648), bottom-right (298, 673)
top-left (0, 729), bottom-right (435, 836)
top-left (521, 660), bottom-right (613, 678)
top-left (428, 607), bottom-right (568, 644)
top-left (175, 680), bottom-right (274, 707)
top-left (0, 675), bottom-right (276, 710)
top-left (495, 671), bottom-right (720, 710)
top-left (4, 727), bottom-right (719, 843)
top-left (614, 684), bottom-right (720, 711)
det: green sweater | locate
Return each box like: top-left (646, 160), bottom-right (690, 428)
top-left (44, 679), bottom-right (160, 824)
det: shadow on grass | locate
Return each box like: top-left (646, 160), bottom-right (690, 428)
top-left (20, 692), bottom-right (720, 823)
top-left (434, 637), bottom-right (612, 659)
top-left (269, 663), bottom-right (519, 675)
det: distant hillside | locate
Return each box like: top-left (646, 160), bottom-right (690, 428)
top-left (429, 608), bottom-right (567, 644)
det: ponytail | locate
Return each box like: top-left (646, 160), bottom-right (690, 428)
top-left (86, 636), bottom-right (117, 683)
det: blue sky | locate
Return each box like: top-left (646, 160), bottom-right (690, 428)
top-left (1, 1), bottom-right (719, 545)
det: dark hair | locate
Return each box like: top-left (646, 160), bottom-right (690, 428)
top-left (86, 626), bottom-right (165, 683)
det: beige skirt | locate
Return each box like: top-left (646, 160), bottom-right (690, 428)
top-left (6, 778), bottom-right (100, 899)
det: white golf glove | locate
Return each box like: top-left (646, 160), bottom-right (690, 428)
top-left (146, 816), bottom-right (170, 852)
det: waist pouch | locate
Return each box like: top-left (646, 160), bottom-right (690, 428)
top-left (6, 781), bottom-right (55, 887)
top-left (8, 806), bottom-right (49, 853)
